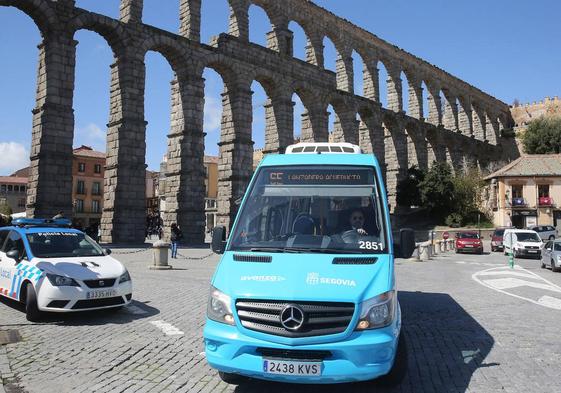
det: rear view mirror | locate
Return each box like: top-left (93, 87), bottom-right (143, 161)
top-left (395, 228), bottom-right (415, 258)
top-left (104, 248), bottom-right (112, 255)
top-left (211, 226), bottom-right (227, 254)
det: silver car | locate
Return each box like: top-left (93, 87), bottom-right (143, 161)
top-left (529, 225), bottom-right (557, 241)
top-left (541, 240), bottom-right (561, 272)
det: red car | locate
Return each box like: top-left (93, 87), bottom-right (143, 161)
top-left (490, 227), bottom-right (512, 252)
top-left (455, 232), bottom-right (483, 254)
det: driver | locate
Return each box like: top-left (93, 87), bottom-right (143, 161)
top-left (347, 209), bottom-right (368, 236)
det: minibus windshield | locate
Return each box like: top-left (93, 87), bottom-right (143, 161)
top-left (229, 166), bottom-right (388, 254)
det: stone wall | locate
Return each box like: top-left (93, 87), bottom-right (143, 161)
top-left (0, 0), bottom-right (519, 243)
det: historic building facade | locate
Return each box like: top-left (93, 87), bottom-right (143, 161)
top-left (0, 0), bottom-right (518, 243)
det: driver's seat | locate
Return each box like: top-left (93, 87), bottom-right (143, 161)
top-left (292, 214), bottom-right (315, 235)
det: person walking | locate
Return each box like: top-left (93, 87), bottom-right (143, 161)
top-left (170, 223), bottom-right (183, 259)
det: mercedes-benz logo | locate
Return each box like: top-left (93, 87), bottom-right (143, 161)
top-left (280, 305), bottom-right (305, 331)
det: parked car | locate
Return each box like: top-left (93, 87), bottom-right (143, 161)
top-left (503, 229), bottom-right (542, 259)
top-left (455, 232), bottom-right (483, 254)
top-left (541, 240), bottom-right (561, 272)
top-left (490, 227), bottom-right (513, 252)
top-left (528, 225), bottom-right (557, 241)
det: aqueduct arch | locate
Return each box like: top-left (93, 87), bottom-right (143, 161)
top-left (0, 0), bottom-right (517, 243)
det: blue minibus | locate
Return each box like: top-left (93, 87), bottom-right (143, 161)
top-left (204, 143), bottom-right (415, 385)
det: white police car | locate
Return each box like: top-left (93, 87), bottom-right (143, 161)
top-left (0, 218), bottom-right (132, 321)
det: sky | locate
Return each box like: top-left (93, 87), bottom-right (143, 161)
top-left (0, 0), bottom-right (560, 175)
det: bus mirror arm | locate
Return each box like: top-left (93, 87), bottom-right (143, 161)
top-left (6, 250), bottom-right (21, 263)
top-left (212, 226), bottom-right (227, 254)
top-left (395, 228), bottom-right (415, 259)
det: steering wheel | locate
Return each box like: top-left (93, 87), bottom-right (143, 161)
top-left (341, 229), bottom-right (361, 243)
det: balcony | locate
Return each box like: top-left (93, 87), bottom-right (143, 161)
top-left (511, 197), bottom-right (527, 207)
top-left (538, 196), bottom-right (554, 207)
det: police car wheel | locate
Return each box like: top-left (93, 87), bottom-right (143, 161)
top-left (375, 331), bottom-right (408, 387)
top-left (25, 284), bottom-right (43, 322)
top-left (218, 371), bottom-right (248, 385)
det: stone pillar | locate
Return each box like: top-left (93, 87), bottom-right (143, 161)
top-left (406, 130), bottom-right (428, 170)
top-left (408, 76), bottom-right (423, 119)
top-left (101, 55), bottom-right (147, 244)
top-left (358, 108), bottom-right (384, 162)
top-left (120, 0), bottom-right (143, 23)
top-left (442, 92), bottom-right (459, 132)
top-left (27, 34), bottom-right (76, 219)
top-left (472, 104), bottom-right (486, 141)
top-left (384, 121), bottom-right (408, 211)
top-left (216, 80), bottom-right (253, 232)
top-left (263, 92), bottom-right (294, 154)
top-left (386, 67), bottom-right (403, 112)
top-left (162, 74), bottom-right (206, 244)
top-left (179, 0), bottom-right (201, 41)
top-left (336, 47), bottom-right (354, 93)
top-left (362, 60), bottom-right (379, 102)
top-left (267, 26), bottom-right (293, 56)
top-left (331, 108), bottom-right (359, 145)
top-left (52, 0), bottom-right (75, 6)
top-left (486, 113), bottom-right (499, 145)
top-left (228, 0), bottom-right (249, 41)
top-left (305, 32), bottom-right (324, 68)
top-left (300, 103), bottom-right (328, 143)
top-left (426, 84), bottom-right (443, 126)
top-left (458, 97), bottom-right (473, 136)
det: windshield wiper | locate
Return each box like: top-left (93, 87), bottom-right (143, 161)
top-left (249, 247), bottom-right (299, 253)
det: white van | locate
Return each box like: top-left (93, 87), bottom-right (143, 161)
top-left (503, 229), bottom-right (543, 259)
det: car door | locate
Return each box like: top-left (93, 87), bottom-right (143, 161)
top-left (1, 231), bottom-right (28, 299)
top-left (0, 229), bottom-right (13, 297)
top-left (543, 241), bottom-right (552, 264)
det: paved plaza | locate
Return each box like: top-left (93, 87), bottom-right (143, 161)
top-left (1, 243), bottom-right (561, 393)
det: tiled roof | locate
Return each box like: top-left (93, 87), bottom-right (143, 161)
top-left (73, 146), bottom-right (106, 159)
top-left (485, 154), bottom-right (561, 179)
top-left (0, 176), bottom-right (27, 184)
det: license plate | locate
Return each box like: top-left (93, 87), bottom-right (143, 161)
top-left (263, 359), bottom-right (322, 376)
top-left (528, 250), bottom-right (537, 253)
top-left (465, 245), bottom-right (473, 248)
top-left (87, 289), bottom-right (116, 299)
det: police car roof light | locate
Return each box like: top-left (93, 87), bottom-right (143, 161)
top-left (12, 218), bottom-right (72, 228)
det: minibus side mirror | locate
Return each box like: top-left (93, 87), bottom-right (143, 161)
top-left (396, 228), bottom-right (416, 259)
top-left (6, 250), bottom-right (21, 262)
top-left (212, 226), bottom-right (227, 254)
top-left (104, 248), bottom-right (112, 255)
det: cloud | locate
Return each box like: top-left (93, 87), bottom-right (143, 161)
top-left (203, 96), bottom-right (222, 133)
top-left (0, 142), bottom-right (30, 175)
top-left (74, 123), bottom-right (106, 152)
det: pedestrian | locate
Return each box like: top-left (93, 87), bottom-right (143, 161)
top-left (52, 211), bottom-right (64, 220)
top-left (170, 223), bottom-right (183, 259)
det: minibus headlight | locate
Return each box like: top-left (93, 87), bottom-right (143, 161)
top-left (119, 270), bottom-right (131, 284)
top-left (207, 286), bottom-right (235, 325)
top-left (356, 290), bottom-right (396, 330)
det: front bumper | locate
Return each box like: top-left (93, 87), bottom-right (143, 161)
top-left (516, 249), bottom-right (541, 258)
top-left (37, 280), bottom-right (133, 312)
top-left (203, 318), bottom-right (400, 384)
top-left (456, 245), bottom-right (483, 253)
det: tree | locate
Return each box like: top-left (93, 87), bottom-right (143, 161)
top-left (419, 162), bottom-right (455, 220)
top-left (522, 116), bottom-right (561, 154)
top-left (0, 202), bottom-right (12, 216)
top-left (396, 165), bottom-right (425, 208)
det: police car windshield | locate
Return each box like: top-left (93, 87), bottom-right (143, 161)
top-left (229, 166), bottom-right (388, 253)
top-left (26, 232), bottom-right (105, 258)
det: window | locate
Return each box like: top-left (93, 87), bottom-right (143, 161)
top-left (18, 198), bottom-right (25, 208)
top-left (77, 180), bottom-right (86, 195)
top-left (78, 163), bottom-right (86, 172)
top-left (92, 182), bottom-right (101, 196)
top-left (76, 199), bottom-right (84, 213)
top-left (92, 200), bottom-right (100, 214)
top-left (13, 186), bottom-right (19, 192)
top-left (7, 185), bottom-right (12, 192)
top-left (538, 184), bottom-right (549, 198)
top-left (511, 185), bottom-right (523, 198)
top-left (3, 231), bottom-right (27, 260)
top-left (0, 230), bottom-right (9, 249)
top-left (94, 164), bottom-right (102, 174)
top-left (21, 186), bottom-right (25, 192)
top-left (0, 185), bottom-right (5, 192)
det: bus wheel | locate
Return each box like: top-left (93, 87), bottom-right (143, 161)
top-left (25, 284), bottom-right (43, 322)
top-left (375, 331), bottom-right (408, 387)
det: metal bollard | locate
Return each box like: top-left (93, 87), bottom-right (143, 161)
top-left (416, 244), bottom-right (421, 261)
top-left (150, 240), bottom-right (173, 270)
top-left (439, 240), bottom-right (444, 253)
top-left (433, 241), bottom-right (439, 255)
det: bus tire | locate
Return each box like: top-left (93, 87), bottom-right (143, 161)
top-left (25, 284), bottom-right (43, 322)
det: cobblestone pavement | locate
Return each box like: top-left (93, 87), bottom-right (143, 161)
top-left (1, 243), bottom-right (560, 393)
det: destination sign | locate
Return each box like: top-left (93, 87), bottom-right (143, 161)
top-left (262, 168), bottom-right (374, 186)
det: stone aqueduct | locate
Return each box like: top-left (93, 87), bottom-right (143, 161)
top-left (1, 0), bottom-right (518, 244)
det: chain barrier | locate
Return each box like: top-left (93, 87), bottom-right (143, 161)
top-left (175, 251), bottom-right (215, 261)
top-left (111, 249), bottom-right (151, 255)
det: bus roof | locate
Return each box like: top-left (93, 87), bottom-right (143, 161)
top-left (258, 152), bottom-right (379, 168)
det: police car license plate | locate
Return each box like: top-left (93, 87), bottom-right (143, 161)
top-left (263, 359), bottom-right (322, 376)
top-left (87, 289), bottom-right (116, 299)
